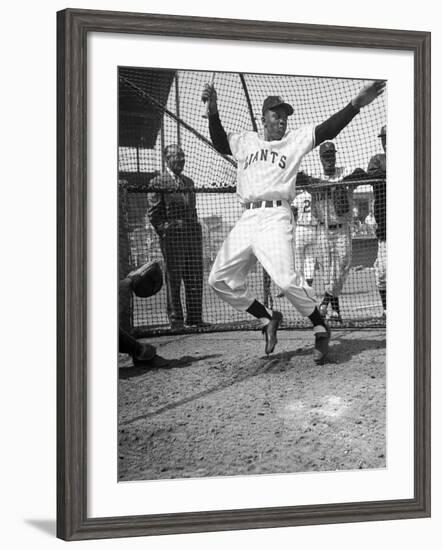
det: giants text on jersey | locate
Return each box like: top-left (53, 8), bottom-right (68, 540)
top-left (228, 126), bottom-right (315, 203)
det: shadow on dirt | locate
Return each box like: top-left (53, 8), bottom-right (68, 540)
top-left (257, 336), bottom-right (385, 368)
top-left (119, 335), bottom-right (385, 426)
top-left (119, 353), bottom-right (222, 379)
top-left (120, 353), bottom-right (298, 426)
top-left (328, 336), bottom-right (385, 364)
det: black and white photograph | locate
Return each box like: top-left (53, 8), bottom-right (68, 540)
top-left (52, 5), bottom-right (431, 542)
top-left (117, 67), bottom-right (387, 482)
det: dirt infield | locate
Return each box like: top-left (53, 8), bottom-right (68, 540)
top-left (118, 329), bottom-right (386, 481)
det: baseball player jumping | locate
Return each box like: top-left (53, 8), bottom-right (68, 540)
top-left (201, 80), bottom-right (385, 363)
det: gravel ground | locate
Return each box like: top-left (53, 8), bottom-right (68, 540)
top-left (118, 329), bottom-right (386, 481)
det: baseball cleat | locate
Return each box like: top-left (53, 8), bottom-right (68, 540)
top-left (313, 327), bottom-right (331, 364)
top-left (132, 342), bottom-right (157, 367)
top-left (262, 310), bottom-right (283, 355)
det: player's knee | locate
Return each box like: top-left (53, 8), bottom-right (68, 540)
top-left (276, 275), bottom-right (295, 294)
top-left (208, 268), bottom-right (220, 290)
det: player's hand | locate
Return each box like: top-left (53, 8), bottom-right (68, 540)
top-left (351, 80), bottom-right (386, 110)
top-left (201, 83), bottom-right (218, 115)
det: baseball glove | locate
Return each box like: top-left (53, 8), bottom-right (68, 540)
top-left (128, 261), bottom-right (163, 298)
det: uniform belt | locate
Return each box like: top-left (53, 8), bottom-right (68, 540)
top-left (245, 200), bottom-right (283, 209)
top-left (320, 222), bottom-right (344, 230)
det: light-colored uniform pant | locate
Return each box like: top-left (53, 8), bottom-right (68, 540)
top-left (374, 240), bottom-right (386, 290)
top-left (317, 224), bottom-right (352, 297)
top-left (208, 202), bottom-right (317, 317)
top-left (295, 224), bottom-right (318, 280)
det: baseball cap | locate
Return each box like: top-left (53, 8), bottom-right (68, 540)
top-left (262, 96), bottom-right (294, 116)
top-left (378, 125), bottom-right (386, 137)
top-left (319, 141), bottom-right (337, 156)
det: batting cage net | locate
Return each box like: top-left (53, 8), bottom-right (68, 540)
top-left (119, 67), bottom-right (387, 335)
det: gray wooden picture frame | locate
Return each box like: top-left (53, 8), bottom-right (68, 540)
top-left (57, 8), bottom-right (431, 541)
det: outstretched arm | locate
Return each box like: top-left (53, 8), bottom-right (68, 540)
top-left (208, 113), bottom-right (232, 155)
top-left (315, 81), bottom-right (386, 145)
top-left (201, 83), bottom-right (232, 155)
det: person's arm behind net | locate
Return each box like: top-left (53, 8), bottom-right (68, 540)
top-left (201, 83), bottom-right (232, 155)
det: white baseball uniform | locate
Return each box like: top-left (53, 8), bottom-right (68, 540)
top-left (312, 167), bottom-right (353, 297)
top-left (208, 126), bottom-right (318, 317)
top-left (293, 190), bottom-right (319, 280)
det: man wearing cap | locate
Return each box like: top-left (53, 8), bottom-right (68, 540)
top-left (367, 125), bottom-right (387, 316)
top-left (201, 80), bottom-right (385, 363)
top-left (311, 141), bottom-right (356, 323)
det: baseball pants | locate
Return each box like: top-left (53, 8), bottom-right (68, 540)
top-left (208, 202), bottom-right (317, 317)
top-left (374, 240), bottom-right (386, 290)
top-left (317, 224), bottom-right (351, 296)
top-left (294, 225), bottom-right (318, 280)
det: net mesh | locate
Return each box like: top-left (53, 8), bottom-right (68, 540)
top-left (118, 67), bottom-right (386, 335)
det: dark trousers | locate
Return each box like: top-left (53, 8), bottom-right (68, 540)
top-left (119, 327), bottom-right (139, 355)
top-left (159, 222), bottom-right (203, 326)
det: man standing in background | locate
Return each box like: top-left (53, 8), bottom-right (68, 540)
top-left (312, 141), bottom-right (355, 323)
top-left (147, 144), bottom-right (204, 329)
top-left (367, 125), bottom-right (387, 316)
